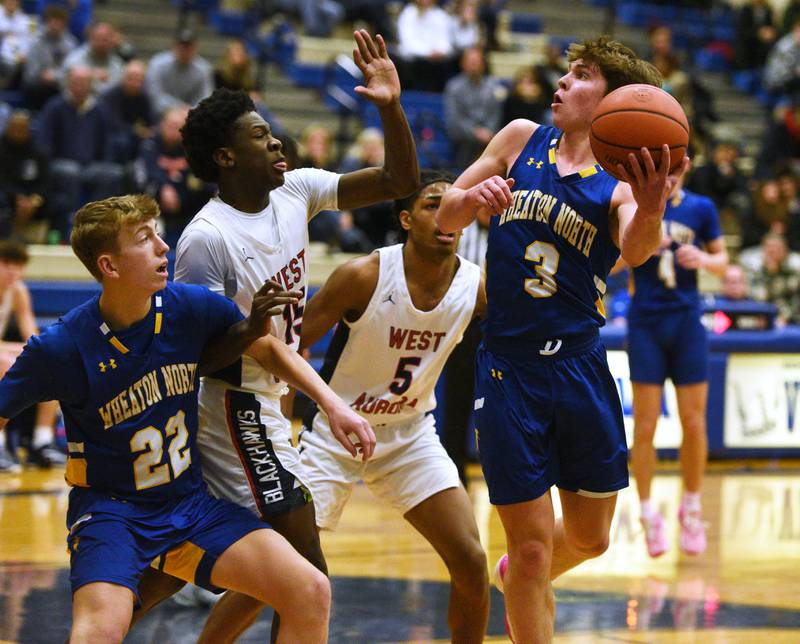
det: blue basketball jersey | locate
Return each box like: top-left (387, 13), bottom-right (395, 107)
top-left (0, 282), bottom-right (242, 502)
top-left (482, 125), bottom-right (621, 344)
top-left (629, 189), bottom-right (721, 317)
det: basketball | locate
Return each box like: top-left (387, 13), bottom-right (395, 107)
top-left (589, 84), bottom-right (689, 182)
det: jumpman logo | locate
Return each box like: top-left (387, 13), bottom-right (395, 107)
top-left (382, 291), bottom-right (396, 305)
top-left (241, 247), bottom-right (254, 262)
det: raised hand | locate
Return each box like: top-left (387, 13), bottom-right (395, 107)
top-left (617, 145), bottom-right (689, 217)
top-left (352, 30), bottom-right (401, 107)
top-left (326, 401), bottom-right (376, 462)
top-left (247, 280), bottom-right (302, 337)
top-left (465, 176), bottom-right (515, 218)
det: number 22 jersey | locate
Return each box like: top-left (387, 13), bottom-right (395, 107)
top-left (0, 283), bottom-right (243, 502)
top-left (483, 125), bottom-right (620, 347)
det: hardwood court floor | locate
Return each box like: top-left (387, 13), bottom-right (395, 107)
top-left (1, 465), bottom-right (799, 643)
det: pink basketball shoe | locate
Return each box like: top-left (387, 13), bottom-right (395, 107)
top-left (678, 506), bottom-right (707, 555)
top-left (493, 554), bottom-right (515, 643)
top-left (641, 511), bottom-right (669, 558)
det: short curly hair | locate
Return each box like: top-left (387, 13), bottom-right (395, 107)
top-left (181, 88), bottom-right (256, 183)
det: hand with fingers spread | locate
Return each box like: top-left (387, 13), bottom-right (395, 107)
top-left (325, 400), bottom-right (376, 462)
top-left (464, 176), bottom-right (515, 219)
top-left (352, 30), bottom-right (401, 107)
top-left (247, 280), bottom-right (302, 337)
top-left (617, 145), bottom-right (689, 218)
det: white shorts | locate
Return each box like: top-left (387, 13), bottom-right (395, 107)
top-left (197, 378), bottom-right (311, 520)
top-left (298, 412), bottom-right (460, 530)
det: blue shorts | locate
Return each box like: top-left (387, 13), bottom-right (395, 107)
top-left (475, 334), bottom-right (628, 505)
top-left (66, 486), bottom-right (266, 595)
top-left (627, 307), bottom-right (708, 385)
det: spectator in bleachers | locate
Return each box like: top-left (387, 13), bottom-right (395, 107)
top-left (742, 232), bottom-right (800, 326)
top-left (444, 46), bottom-right (503, 169)
top-left (38, 65), bottom-right (124, 218)
top-left (0, 0), bottom-right (34, 43)
top-left (501, 65), bottom-right (552, 127)
top-left (476, 0), bottom-right (503, 51)
top-left (449, 0), bottom-right (482, 53)
top-left (782, 0), bottom-right (800, 36)
top-left (37, 0), bottom-right (92, 42)
top-left (396, 0), bottom-right (456, 92)
top-left (214, 39), bottom-right (258, 93)
top-left (755, 91), bottom-right (800, 179)
top-left (101, 59), bottom-right (155, 163)
top-left (0, 0), bottom-right (36, 89)
top-left (540, 39), bottom-right (568, 93)
top-left (734, 0), bottom-right (776, 71)
top-left (61, 21), bottom-right (124, 95)
top-left (146, 27), bottom-right (213, 117)
top-left (338, 127), bottom-right (393, 247)
top-left (294, 0), bottom-right (344, 37)
top-left (138, 106), bottom-right (212, 247)
top-left (21, 4), bottom-right (76, 109)
top-left (718, 264), bottom-right (750, 302)
top-left (0, 110), bottom-right (65, 242)
top-left (687, 136), bottom-right (752, 242)
top-left (764, 17), bottom-right (800, 98)
top-left (299, 122), bottom-right (336, 170)
top-left (339, 0), bottom-right (393, 41)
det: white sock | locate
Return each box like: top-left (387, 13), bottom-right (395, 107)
top-left (640, 499), bottom-right (655, 520)
top-left (33, 425), bottom-right (53, 449)
top-left (682, 491), bottom-right (702, 512)
top-left (0, 431), bottom-right (5, 449)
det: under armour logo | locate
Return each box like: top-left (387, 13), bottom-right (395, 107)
top-left (539, 339), bottom-right (562, 356)
top-left (99, 359), bottom-right (117, 372)
top-left (242, 247), bottom-right (254, 262)
top-left (526, 157), bottom-right (543, 169)
top-left (382, 292), bottom-right (396, 305)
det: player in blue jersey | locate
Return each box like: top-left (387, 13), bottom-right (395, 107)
top-left (437, 36), bottom-right (689, 642)
top-left (0, 194), bottom-right (371, 643)
top-left (626, 173), bottom-right (727, 558)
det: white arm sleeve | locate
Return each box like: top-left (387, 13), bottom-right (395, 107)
top-left (174, 222), bottom-right (230, 297)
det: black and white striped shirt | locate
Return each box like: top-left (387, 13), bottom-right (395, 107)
top-left (457, 221), bottom-right (489, 270)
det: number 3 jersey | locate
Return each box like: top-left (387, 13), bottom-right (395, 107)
top-left (316, 244), bottom-right (480, 428)
top-left (0, 283), bottom-right (243, 501)
top-left (175, 168), bottom-right (340, 396)
top-left (484, 125), bottom-right (620, 346)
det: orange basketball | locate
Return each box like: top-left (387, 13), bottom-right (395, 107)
top-left (589, 84), bottom-right (689, 182)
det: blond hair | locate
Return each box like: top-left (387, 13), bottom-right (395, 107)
top-left (71, 194), bottom-right (160, 281)
top-left (567, 35), bottom-right (662, 93)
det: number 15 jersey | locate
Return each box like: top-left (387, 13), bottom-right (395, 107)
top-left (484, 125), bottom-right (620, 346)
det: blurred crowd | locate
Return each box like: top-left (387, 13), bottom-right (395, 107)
top-left (0, 0), bottom-right (797, 325)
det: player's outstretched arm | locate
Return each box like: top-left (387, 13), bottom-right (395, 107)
top-left (245, 337), bottom-right (376, 460)
top-left (198, 280), bottom-right (301, 377)
top-left (613, 145), bottom-right (690, 266)
top-left (337, 30), bottom-right (419, 210)
top-left (437, 119), bottom-right (535, 233)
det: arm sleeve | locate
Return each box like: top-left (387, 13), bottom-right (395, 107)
top-left (0, 334), bottom-right (61, 419)
top-left (174, 223), bottom-right (229, 296)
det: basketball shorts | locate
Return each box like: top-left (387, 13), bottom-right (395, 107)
top-left (66, 486), bottom-right (265, 595)
top-left (475, 334), bottom-right (628, 505)
top-left (197, 379), bottom-right (312, 520)
top-left (627, 307), bottom-right (708, 385)
top-left (298, 412), bottom-right (460, 530)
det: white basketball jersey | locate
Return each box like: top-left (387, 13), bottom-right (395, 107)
top-left (175, 167), bottom-right (339, 395)
top-left (322, 244), bottom-right (480, 427)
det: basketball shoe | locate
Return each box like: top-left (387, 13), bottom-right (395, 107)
top-left (640, 511), bottom-right (668, 558)
top-left (493, 554), bottom-right (515, 643)
top-left (678, 505), bottom-right (707, 555)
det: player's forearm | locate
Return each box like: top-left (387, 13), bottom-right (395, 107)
top-left (378, 99), bottom-right (419, 198)
top-left (437, 188), bottom-right (478, 233)
top-left (197, 320), bottom-right (262, 377)
top-left (701, 248), bottom-right (729, 277)
top-left (621, 210), bottom-right (663, 267)
top-left (248, 337), bottom-right (342, 413)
